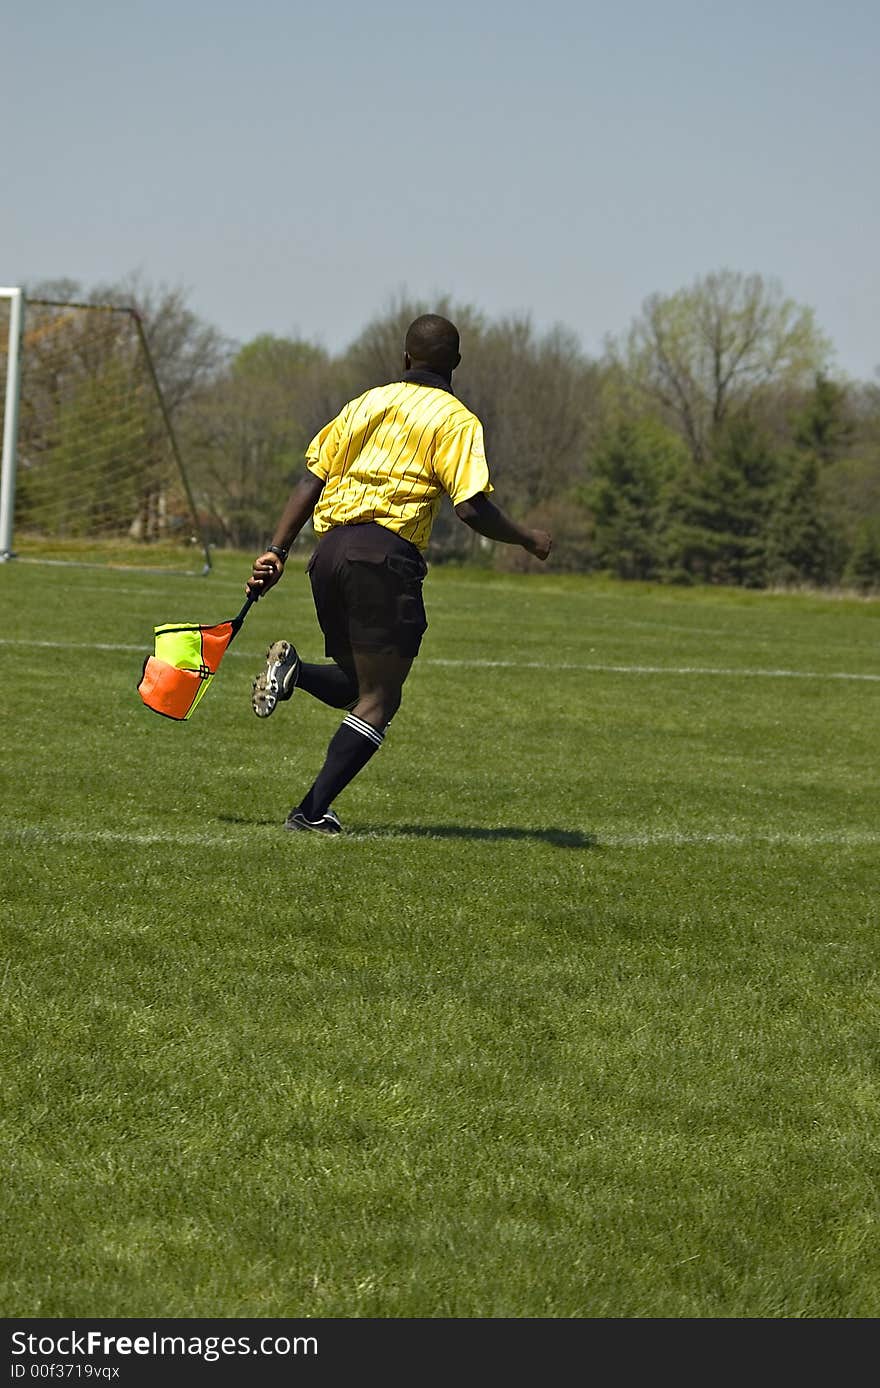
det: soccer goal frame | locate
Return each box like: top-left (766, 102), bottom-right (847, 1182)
top-left (0, 287), bottom-right (211, 573)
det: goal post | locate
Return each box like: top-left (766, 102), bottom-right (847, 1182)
top-left (0, 289), bottom-right (211, 572)
top-left (0, 287), bottom-right (23, 561)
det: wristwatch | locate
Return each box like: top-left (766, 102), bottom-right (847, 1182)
top-left (267, 545), bottom-right (288, 562)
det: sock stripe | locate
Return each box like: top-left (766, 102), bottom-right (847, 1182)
top-left (343, 713), bottom-right (385, 748)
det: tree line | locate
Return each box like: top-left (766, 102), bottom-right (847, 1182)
top-left (26, 271), bottom-right (880, 590)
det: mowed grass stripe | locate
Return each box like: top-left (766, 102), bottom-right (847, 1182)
top-left (5, 823), bottom-right (880, 849)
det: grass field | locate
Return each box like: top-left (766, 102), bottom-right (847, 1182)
top-left (1, 550), bottom-right (879, 1318)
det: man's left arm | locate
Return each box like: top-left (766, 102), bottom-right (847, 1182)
top-left (455, 491), bottom-right (552, 560)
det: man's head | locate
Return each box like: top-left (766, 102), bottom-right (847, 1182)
top-left (404, 314), bottom-right (461, 378)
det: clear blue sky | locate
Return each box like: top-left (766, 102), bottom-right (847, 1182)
top-left (4, 0), bottom-right (878, 379)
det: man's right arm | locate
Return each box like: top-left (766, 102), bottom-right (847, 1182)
top-left (454, 492), bottom-right (552, 561)
top-left (246, 471), bottom-right (325, 597)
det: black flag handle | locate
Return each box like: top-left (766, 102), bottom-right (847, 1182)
top-left (229, 592), bottom-right (258, 640)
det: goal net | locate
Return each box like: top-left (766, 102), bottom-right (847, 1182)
top-left (0, 291), bottom-right (210, 571)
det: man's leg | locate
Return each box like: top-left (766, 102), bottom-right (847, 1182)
top-left (290, 647), bottom-right (413, 829)
top-left (252, 644), bottom-right (359, 716)
top-left (297, 658), bottom-right (359, 709)
top-left (252, 530), bottom-right (362, 718)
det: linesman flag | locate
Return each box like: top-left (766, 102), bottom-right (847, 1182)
top-left (137, 595), bottom-right (255, 721)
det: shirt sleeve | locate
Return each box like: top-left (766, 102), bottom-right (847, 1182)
top-left (306, 406), bottom-right (349, 481)
top-left (431, 419), bottom-right (493, 505)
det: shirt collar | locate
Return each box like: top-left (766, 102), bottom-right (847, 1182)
top-left (401, 368), bottom-right (455, 395)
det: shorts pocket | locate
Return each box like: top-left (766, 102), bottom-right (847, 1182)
top-left (386, 553), bottom-right (427, 582)
top-left (397, 592), bottom-right (426, 629)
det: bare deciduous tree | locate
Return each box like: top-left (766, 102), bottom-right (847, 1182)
top-left (27, 273), bottom-right (228, 415)
top-left (345, 295), bottom-right (599, 510)
top-left (614, 269), bottom-right (832, 464)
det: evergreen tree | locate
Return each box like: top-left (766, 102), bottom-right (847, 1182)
top-left (793, 373), bottom-right (854, 464)
top-left (586, 419), bottom-right (683, 579)
top-left (761, 373), bottom-right (851, 587)
top-left (764, 454), bottom-right (839, 587)
top-left (662, 419), bottom-right (779, 585)
top-left (843, 520), bottom-right (880, 593)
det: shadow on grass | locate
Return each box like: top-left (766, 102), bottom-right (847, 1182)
top-left (218, 814), bottom-right (596, 849)
top-left (351, 823), bottom-right (597, 849)
top-left (219, 815), bottom-right (281, 828)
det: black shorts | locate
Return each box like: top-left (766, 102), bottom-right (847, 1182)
top-left (306, 523), bottom-right (428, 666)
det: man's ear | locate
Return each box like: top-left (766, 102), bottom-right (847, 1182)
top-left (453, 352), bottom-right (461, 370)
top-left (404, 352), bottom-right (412, 370)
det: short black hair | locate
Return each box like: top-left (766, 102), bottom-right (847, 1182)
top-left (404, 314), bottom-right (460, 373)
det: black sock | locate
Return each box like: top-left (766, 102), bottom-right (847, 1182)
top-left (298, 714), bottom-right (385, 819)
top-left (296, 661), bottom-right (359, 709)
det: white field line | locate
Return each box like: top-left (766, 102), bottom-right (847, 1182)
top-left (425, 658), bottom-right (880, 682)
top-left (0, 637), bottom-right (877, 682)
top-left (4, 824), bottom-right (880, 850)
top-left (62, 594), bottom-right (738, 639)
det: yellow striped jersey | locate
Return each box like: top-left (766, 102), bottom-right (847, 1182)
top-left (306, 376), bottom-right (493, 551)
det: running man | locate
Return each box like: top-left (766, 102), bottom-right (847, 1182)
top-left (246, 313), bottom-right (552, 834)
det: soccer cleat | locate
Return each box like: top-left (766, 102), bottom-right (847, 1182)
top-left (284, 806), bottom-right (342, 836)
top-left (251, 640), bottom-right (300, 718)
